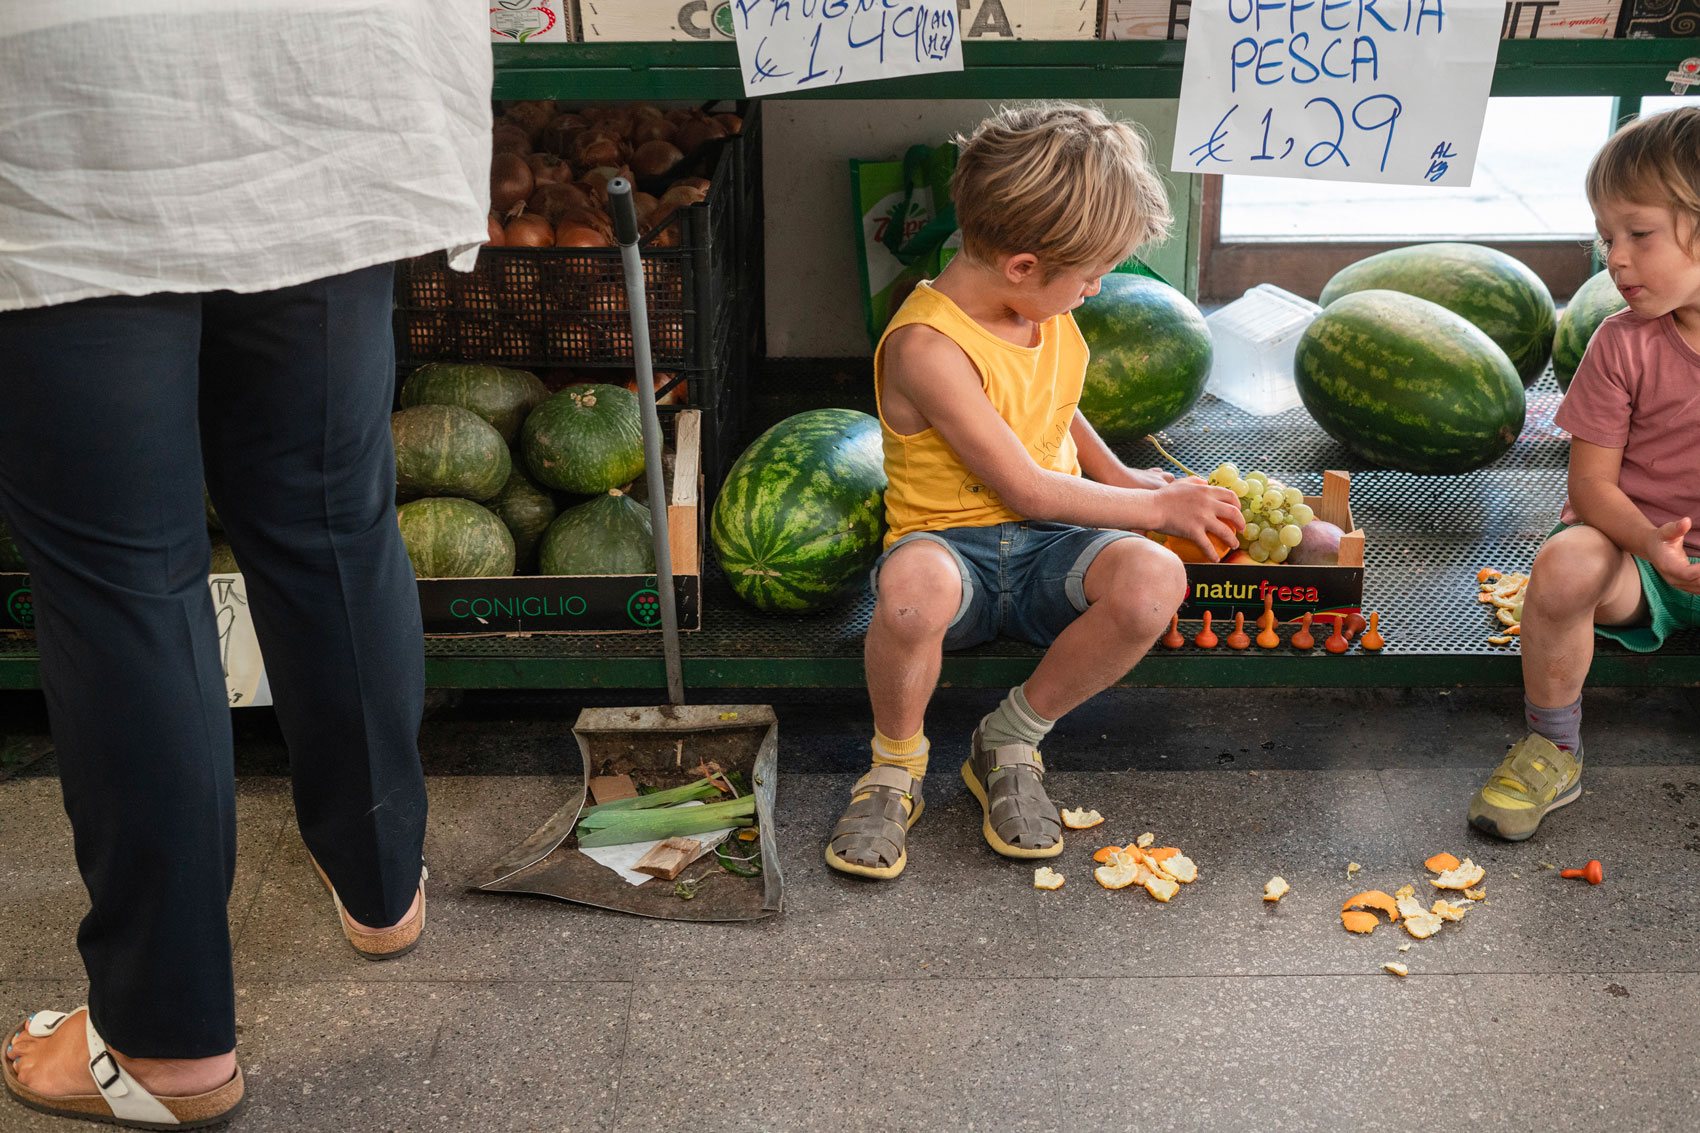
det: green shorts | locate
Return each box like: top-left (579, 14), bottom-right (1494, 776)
top-left (1553, 522), bottom-right (1700, 653)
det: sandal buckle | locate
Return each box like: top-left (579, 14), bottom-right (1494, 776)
top-left (89, 1050), bottom-right (122, 1092)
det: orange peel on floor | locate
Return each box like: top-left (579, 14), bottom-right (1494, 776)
top-left (1147, 846), bottom-right (1181, 862)
top-left (1432, 899), bottom-right (1468, 922)
top-left (1424, 852), bottom-right (1462, 873)
top-left (1431, 859), bottom-right (1486, 890)
top-left (1341, 910), bottom-right (1380, 933)
top-left (1402, 910), bottom-right (1444, 939)
top-left (1094, 859), bottom-right (1139, 890)
top-left (1143, 876), bottom-right (1180, 902)
top-left (1395, 893), bottom-right (1428, 921)
top-left (1264, 877), bottom-right (1290, 902)
top-left (1464, 887), bottom-right (1486, 901)
top-left (1033, 867), bottom-right (1065, 890)
top-left (1156, 852), bottom-right (1198, 883)
top-left (1135, 832), bottom-right (1155, 848)
top-left (1061, 807), bottom-right (1104, 829)
top-left (1384, 962), bottom-right (1409, 977)
top-left (1343, 890), bottom-right (1401, 921)
top-left (1092, 845), bottom-right (1124, 863)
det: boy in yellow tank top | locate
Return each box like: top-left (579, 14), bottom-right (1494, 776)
top-left (827, 104), bottom-right (1244, 879)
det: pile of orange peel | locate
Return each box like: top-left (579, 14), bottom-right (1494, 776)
top-left (1340, 852), bottom-right (1485, 942)
top-left (1091, 834), bottom-right (1199, 902)
top-left (1476, 568), bottom-right (1527, 646)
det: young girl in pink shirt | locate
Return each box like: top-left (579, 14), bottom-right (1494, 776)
top-left (1470, 106), bottom-right (1700, 841)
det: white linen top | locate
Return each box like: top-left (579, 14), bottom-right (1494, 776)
top-left (0, 0), bottom-right (491, 313)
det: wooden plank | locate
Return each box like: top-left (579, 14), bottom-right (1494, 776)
top-left (633, 836), bottom-right (704, 880)
top-left (669, 410), bottom-right (701, 576)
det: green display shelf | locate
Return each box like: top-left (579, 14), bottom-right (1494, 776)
top-left (493, 38), bottom-right (1700, 102)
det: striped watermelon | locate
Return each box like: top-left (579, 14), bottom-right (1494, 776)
top-left (711, 409), bottom-right (887, 612)
top-left (1074, 275), bottom-right (1213, 438)
top-left (1295, 290), bottom-right (1526, 475)
top-left (1318, 243), bottom-right (1556, 387)
top-left (1553, 269), bottom-right (1627, 392)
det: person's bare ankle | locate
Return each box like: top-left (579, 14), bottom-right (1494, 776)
top-left (110, 1048), bottom-right (237, 1099)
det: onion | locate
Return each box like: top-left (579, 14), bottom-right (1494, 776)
top-left (673, 117), bottom-right (727, 156)
top-left (490, 152), bottom-right (535, 213)
top-left (597, 108), bottom-right (636, 138)
top-left (552, 205), bottom-right (615, 240)
top-left (491, 124), bottom-right (532, 156)
top-left (572, 130), bottom-right (626, 169)
top-left (485, 212), bottom-right (505, 246)
top-left (554, 223), bottom-right (611, 248)
top-left (526, 152), bottom-right (575, 187)
top-left (527, 182), bottom-right (595, 224)
top-left (579, 166), bottom-right (630, 201)
top-left (632, 191), bottom-right (660, 229)
top-left (714, 113), bottom-right (743, 135)
top-left (657, 183), bottom-right (708, 212)
top-left (673, 176), bottom-right (712, 193)
top-left (630, 140), bottom-right (684, 179)
top-left (503, 212), bottom-right (555, 247)
top-left (664, 108), bottom-right (694, 125)
top-left (540, 112), bottom-right (589, 156)
top-left (503, 100), bottom-right (555, 137)
top-left (630, 116), bottom-right (677, 146)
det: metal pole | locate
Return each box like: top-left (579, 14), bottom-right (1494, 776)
top-left (608, 178), bottom-right (684, 704)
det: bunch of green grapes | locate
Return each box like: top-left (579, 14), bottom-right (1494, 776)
top-left (1206, 462), bottom-right (1315, 564)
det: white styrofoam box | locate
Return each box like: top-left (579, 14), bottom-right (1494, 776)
top-left (579, 1), bottom-right (1098, 42)
top-left (1104, 0), bottom-right (1621, 39)
top-left (1204, 284), bottom-right (1321, 417)
top-left (492, 1), bottom-right (575, 43)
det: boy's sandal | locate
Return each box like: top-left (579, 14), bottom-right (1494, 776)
top-left (961, 728), bottom-right (1064, 859)
top-left (309, 854), bottom-right (429, 961)
top-left (4, 1007), bottom-right (245, 1130)
top-left (825, 764), bottom-right (924, 880)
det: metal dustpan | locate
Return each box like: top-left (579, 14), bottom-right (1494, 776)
top-left (471, 704), bottom-right (783, 920)
top-left (472, 180), bottom-right (782, 921)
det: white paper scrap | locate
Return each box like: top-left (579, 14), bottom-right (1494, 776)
top-left (577, 801), bottom-right (737, 886)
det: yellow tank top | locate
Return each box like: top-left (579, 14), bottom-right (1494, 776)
top-left (875, 281), bottom-right (1087, 546)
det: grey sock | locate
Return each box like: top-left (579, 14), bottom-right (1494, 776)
top-left (1525, 694), bottom-right (1581, 753)
top-left (979, 684), bottom-right (1056, 751)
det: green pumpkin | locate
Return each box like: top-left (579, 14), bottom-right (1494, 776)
top-left (538, 490), bottom-right (654, 576)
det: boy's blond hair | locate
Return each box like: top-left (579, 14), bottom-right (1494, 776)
top-left (950, 102), bottom-right (1172, 276)
top-left (1587, 105), bottom-right (1700, 251)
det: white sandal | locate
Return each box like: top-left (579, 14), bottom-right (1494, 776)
top-left (4, 1007), bottom-right (244, 1129)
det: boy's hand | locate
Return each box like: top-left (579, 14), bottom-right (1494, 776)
top-left (1151, 476), bottom-right (1244, 561)
top-left (1644, 517), bottom-right (1700, 594)
top-left (1118, 466), bottom-right (1175, 490)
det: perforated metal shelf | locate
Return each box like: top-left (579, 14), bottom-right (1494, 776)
top-left (0, 368), bottom-right (1694, 691)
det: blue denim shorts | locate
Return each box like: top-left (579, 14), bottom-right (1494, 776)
top-left (870, 522), bottom-right (1137, 650)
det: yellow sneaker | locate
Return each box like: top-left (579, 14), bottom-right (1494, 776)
top-left (1468, 733), bottom-right (1583, 842)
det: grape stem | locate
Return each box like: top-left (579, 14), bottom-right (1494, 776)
top-left (1145, 435), bottom-right (1202, 480)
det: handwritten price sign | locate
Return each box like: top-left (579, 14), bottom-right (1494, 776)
top-left (730, 1), bottom-right (964, 96)
top-left (1172, 0), bottom-right (1501, 186)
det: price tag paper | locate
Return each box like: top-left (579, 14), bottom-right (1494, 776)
top-left (1173, 0), bottom-right (1501, 186)
top-left (210, 574), bottom-right (271, 709)
top-left (730, 1), bottom-right (964, 96)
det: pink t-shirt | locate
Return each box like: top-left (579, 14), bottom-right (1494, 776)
top-left (1555, 309), bottom-right (1700, 554)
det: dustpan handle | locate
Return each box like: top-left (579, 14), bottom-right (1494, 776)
top-left (610, 178), bottom-right (684, 705)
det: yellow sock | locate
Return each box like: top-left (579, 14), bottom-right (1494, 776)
top-left (870, 727), bottom-right (929, 781)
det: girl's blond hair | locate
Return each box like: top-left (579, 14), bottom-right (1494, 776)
top-left (1587, 105), bottom-right (1700, 251)
top-left (950, 102), bottom-right (1172, 276)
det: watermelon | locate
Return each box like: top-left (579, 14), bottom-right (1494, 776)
top-left (1318, 242), bottom-right (1557, 387)
top-left (538, 490), bottom-right (654, 576)
top-left (487, 464), bottom-right (559, 574)
top-left (396, 497), bottom-right (515, 578)
top-left (1553, 269), bottom-right (1628, 392)
top-left (711, 408), bottom-right (887, 612)
top-left (1073, 275), bottom-right (1213, 439)
top-left (392, 405), bottom-right (511, 502)
top-left (1295, 290), bottom-right (1526, 475)
top-left (522, 383), bottom-right (644, 494)
top-left (399, 363), bottom-right (550, 445)
top-left (0, 514), bottom-right (25, 572)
